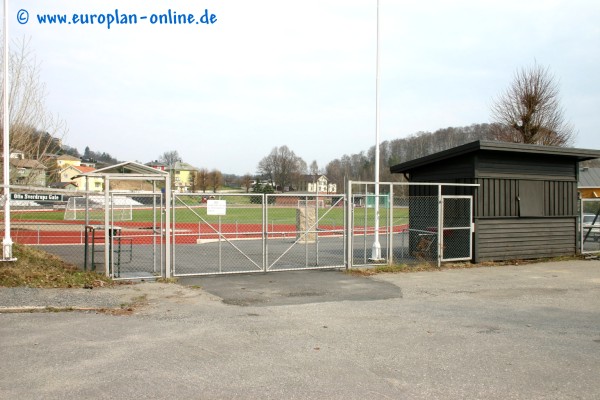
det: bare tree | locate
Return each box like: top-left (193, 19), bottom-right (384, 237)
top-left (491, 63), bottom-right (575, 146)
top-left (188, 171), bottom-right (197, 192)
top-left (309, 160), bottom-right (319, 177)
top-left (241, 174), bottom-right (253, 193)
top-left (209, 169), bottom-right (222, 193)
top-left (158, 150), bottom-right (181, 167)
top-left (195, 168), bottom-right (209, 193)
top-left (257, 151), bottom-right (275, 186)
top-left (257, 145), bottom-right (306, 192)
top-left (0, 38), bottom-right (68, 185)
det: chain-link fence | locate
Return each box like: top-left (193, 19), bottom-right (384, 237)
top-left (265, 194), bottom-right (345, 272)
top-left (346, 181), bottom-right (476, 268)
top-left (4, 181), bottom-right (477, 277)
top-left (1, 186), bottom-right (167, 280)
top-left (171, 193), bottom-right (264, 276)
top-left (1, 186), bottom-right (87, 267)
top-left (581, 198), bottom-right (600, 254)
top-left (95, 192), bottom-right (166, 279)
top-left (170, 193), bottom-right (345, 276)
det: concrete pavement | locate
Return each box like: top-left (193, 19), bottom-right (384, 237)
top-left (1, 259), bottom-right (600, 399)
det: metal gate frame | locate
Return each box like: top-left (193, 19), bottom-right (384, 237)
top-left (107, 192), bottom-right (166, 280)
top-left (78, 164), bottom-right (171, 280)
top-left (346, 181), bottom-right (478, 269)
top-left (440, 195), bottom-right (474, 262)
top-left (265, 193), bottom-right (346, 272)
top-left (171, 192), bottom-right (266, 276)
top-left (170, 192), bottom-right (347, 276)
top-left (580, 198), bottom-right (600, 255)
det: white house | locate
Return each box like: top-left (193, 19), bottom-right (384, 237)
top-left (298, 175), bottom-right (337, 194)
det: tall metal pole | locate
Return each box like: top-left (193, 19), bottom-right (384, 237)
top-left (2, 0), bottom-right (14, 261)
top-left (370, 0), bottom-right (382, 261)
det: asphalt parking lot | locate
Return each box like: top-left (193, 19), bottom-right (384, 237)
top-left (1, 259), bottom-right (600, 399)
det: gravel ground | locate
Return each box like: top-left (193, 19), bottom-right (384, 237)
top-left (0, 283), bottom-right (196, 312)
top-left (0, 287), bottom-right (123, 310)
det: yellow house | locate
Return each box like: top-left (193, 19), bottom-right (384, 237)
top-left (60, 165), bottom-right (104, 192)
top-left (56, 154), bottom-right (81, 169)
top-left (169, 161), bottom-right (200, 192)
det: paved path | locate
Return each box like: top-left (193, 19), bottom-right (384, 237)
top-left (1, 259), bottom-right (600, 399)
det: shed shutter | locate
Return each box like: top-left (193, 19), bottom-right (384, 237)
top-left (518, 181), bottom-right (544, 217)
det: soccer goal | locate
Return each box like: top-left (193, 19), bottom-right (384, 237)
top-left (64, 196), bottom-right (134, 221)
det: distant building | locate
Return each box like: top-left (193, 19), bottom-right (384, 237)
top-left (6, 158), bottom-right (47, 186)
top-left (60, 165), bottom-right (103, 191)
top-left (297, 175), bottom-right (337, 194)
top-left (579, 167), bottom-right (600, 198)
top-left (146, 160), bottom-right (167, 171)
top-left (2, 151), bottom-right (47, 186)
top-left (56, 154), bottom-right (81, 169)
top-left (251, 180), bottom-right (274, 187)
top-left (48, 181), bottom-right (78, 191)
top-left (79, 158), bottom-right (97, 168)
top-left (168, 161), bottom-right (200, 192)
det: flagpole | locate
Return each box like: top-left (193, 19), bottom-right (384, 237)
top-left (370, 0), bottom-right (382, 261)
top-left (2, 0), bottom-right (15, 261)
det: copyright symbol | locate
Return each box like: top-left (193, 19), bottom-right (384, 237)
top-left (17, 9), bottom-right (29, 25)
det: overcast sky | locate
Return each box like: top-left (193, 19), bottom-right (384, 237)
top-left (11, 0), bottom-right (600, 175)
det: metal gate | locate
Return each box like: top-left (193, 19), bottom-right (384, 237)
top-left (171, 193), bottom-right (346, 276)
top-left (171, 193), bottom-right (265, 276)
top-left (347, 181), bottom-right (476, 268)
top-left (440, 195), bottom-right (473, 262)
top-left (265, 194), bottom-right (346, 272)
top-left (105, 192), bottom-right (166, 279)
top-left (580, 198), bottom-right (600, 255)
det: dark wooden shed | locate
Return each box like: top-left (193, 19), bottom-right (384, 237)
top-left (390, 140), bottom-right (600, 262)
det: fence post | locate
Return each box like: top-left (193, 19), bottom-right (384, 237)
top-left (388, 183), bottom-right (394, 265)
top-left (104, 177), bottom-right (111, 277)
top-left (164, 177), bottom-right (171, 279)
top-left (345, 180), bottom-right (353, 269)
top-left (263, 193), bottom-right (267, 272)
top-left (437, 184), bottom-right (442, 268)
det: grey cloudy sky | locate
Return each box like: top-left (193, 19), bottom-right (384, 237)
top-left (11, 0), bottom-right (600, 175)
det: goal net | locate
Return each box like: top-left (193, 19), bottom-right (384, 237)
top-left (64, 196), bottom-right (134, 221)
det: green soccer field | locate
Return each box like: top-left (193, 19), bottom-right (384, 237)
top-left (5, 206), bottom-right (408, 227)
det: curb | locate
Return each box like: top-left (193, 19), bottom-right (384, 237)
top-left (0, 306), bottom-right (124, 314)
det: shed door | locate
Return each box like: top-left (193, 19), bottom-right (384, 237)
top-left (441, 196), bottom-right (473, 262)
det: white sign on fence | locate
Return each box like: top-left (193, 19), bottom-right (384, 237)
top-left (10, 193), bottom-right (63, 202)
top-left (207, 199), bottom-right (226, 215)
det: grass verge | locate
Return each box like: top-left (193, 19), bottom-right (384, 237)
top-left (346, 255), bottom-right (587, 276)
top-left (0, 243), bottom-right (112, 288)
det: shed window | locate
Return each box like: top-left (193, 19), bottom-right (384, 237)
top-left (518, 181), bottom-right (544, 217)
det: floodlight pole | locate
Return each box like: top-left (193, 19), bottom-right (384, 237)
top-left (370, 0), bottom-right (382, 261)
top-left (2, 0), bottom-right (14, 261)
